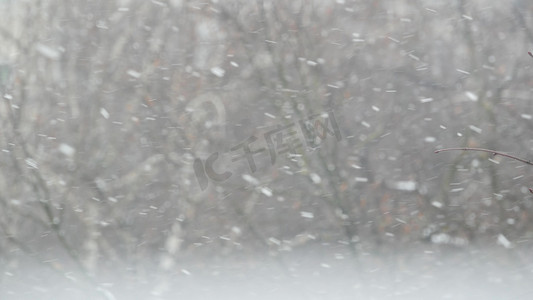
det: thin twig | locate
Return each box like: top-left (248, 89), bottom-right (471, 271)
top-left (435, 147), bottom-right (533, 166)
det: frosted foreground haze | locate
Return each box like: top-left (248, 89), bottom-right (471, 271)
top-left (3, 246), bottom-right (533, 299)
top-left (4, 246), bottom-right (533, 299)
top-left (2, 0), bottom-right (533, 299)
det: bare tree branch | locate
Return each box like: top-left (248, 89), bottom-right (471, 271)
top-left (435, 147), bottom-right (533, 166)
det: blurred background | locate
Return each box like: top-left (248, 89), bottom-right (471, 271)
top-left (1, 0), bottom-right (533, 299)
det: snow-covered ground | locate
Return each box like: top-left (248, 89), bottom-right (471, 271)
top-left (2, 244), bottom-right (533, 300)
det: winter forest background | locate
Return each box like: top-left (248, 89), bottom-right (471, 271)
top-left (2, 0), bottom-right (533, 299)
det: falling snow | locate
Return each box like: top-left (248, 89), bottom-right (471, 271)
top-left (210, 67), bottom-right (225, 77)
top-left (59, 143), bottom-right (76, 157)
top-left (1, 2), bottom-right (532, 300)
